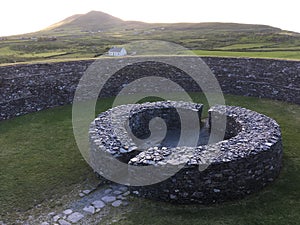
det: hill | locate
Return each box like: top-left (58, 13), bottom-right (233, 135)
top-left (45, 11), bottom-right (126, 32)
top-left (0, 10), bottom-right (300, 64)
top-left (41, 10), bottom-right (281, 35)
top-left (43, 14), bottom-right (83, 31)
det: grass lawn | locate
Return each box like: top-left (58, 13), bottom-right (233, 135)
top-left (215, 43), bottom-right (271, 50)
top-left (0, 94), bottom-right (299, 224)
top-left (193, 50), bottom-right (300, 60)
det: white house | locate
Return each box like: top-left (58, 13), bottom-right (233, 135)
top-left (108, 47), bottom-right (127, 57)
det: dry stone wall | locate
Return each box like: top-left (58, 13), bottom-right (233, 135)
top-left (0, 57), bottom-right (299, 121)
top-left (89, 101), bottom-right (282, 204)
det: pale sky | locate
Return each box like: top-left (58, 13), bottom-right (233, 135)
top-left (1, 0), bottom-right (299, 36)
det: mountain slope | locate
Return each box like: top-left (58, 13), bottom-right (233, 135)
top-left (48, 11), bottom-right (127, 32)
top-left (43, 14), bottom-right (83, 31)
top-left (42, 10), bottom-right (281, 34)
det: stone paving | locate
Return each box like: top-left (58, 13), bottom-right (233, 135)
top-left (41, 184), bottom-right (129, 225)
top-left (0, 184), bottom-right (131, 225)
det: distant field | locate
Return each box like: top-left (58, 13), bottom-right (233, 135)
top-left (1, 45), bottom-right (300, 65)
top-left (193, 49), bottom-right (300, 60)
top-left (1, 20), bottom-right (300, 64)
top-left (215, 43), bottom-right (271, 50)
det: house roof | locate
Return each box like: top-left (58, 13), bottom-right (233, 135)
top-left (109, 47), bottom-right (125, 53)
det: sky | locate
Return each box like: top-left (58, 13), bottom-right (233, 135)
top-left (1, 0), bottom-right (299, 36)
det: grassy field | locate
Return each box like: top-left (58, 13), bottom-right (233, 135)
top-left (0, 94), bottom-right (299, 224)
top-left (193, 50), bottom-right (300, 60)
top-left (1, 13), bottom-right (300, 64)
top-left (0, 105), bottom-right (98, 214)
top-left (215, 43), bottom-right (271, 50)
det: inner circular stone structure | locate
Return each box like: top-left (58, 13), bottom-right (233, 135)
top-left (89, 101), bottom-right (283, 204)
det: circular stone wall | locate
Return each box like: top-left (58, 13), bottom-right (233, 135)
top-left (89, 101), bottom-right (283, 204)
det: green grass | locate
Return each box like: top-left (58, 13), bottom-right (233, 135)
top-left (0, 105), bottom-right (98, 216)
top-left (0, 47), bottom-right (18, 55)
top-left (0, 46), bottom-right (66, 58)
top-left (0, 94), bottom-right (299, 224)
top-left (215, 43), bottom-right (271, 50)
top-left (193, 50), bottom-right (300, 60)
top-left (19, 51), bottom-right (67, 58)
top-left (251, 46), bottom-right (300, 51)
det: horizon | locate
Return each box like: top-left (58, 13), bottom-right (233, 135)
top-left (1, 0), bottom-right (300, 37)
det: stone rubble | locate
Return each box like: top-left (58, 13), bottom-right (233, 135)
top-left (112, 200), bottom-right (123, 207)
top-left (83, 206), bottom-right (95, 214)
top-left (82, 190), bottom-right (92, 195)
top-left (92, 200), bottom-right (106, 209)
top-left (67, 212), bottom-right (84, 223)
top-left (58, 219), bottom-right (71, 225)
top-left (40, 222), bottom-right (50, 225)
top-left (101, 196), bottom-right (117, 203)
